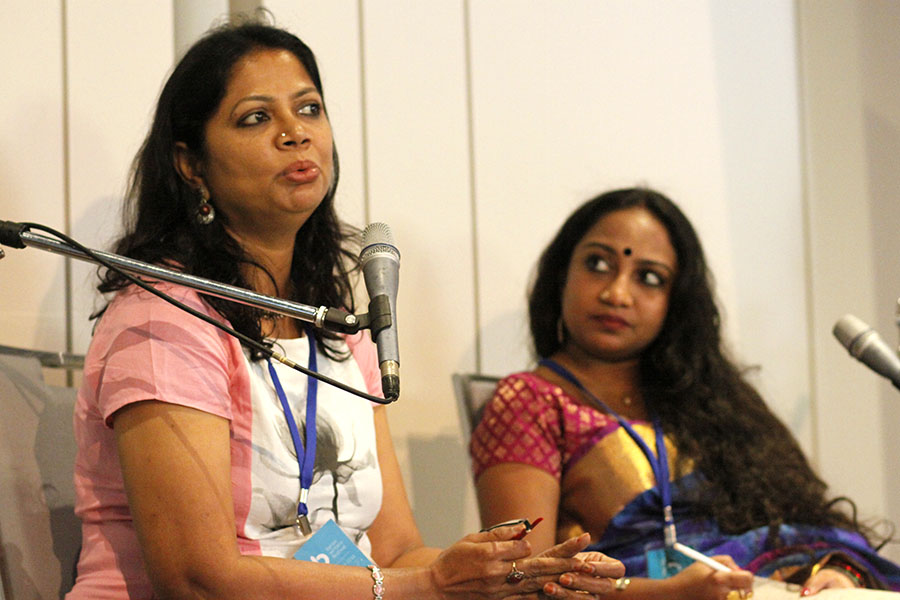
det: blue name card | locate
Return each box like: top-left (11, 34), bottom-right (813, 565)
top-left (294, 519), bottom-right (371, 567)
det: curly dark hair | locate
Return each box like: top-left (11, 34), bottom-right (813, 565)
top-left (529, 187), bottom-right (863, 538)
top-left (95, 18), bottom-right (358, 360)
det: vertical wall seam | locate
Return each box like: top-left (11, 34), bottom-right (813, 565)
top-left (357, 0), bottom-right (371, 224)
top-left (61, 0), bottom-right (74, 377)
top-left (462, 0), bottom-right (482, 373)
top-left (172, 0), bottom-right (179, 58)
top-left (793, 0), bottom-right (820, 466)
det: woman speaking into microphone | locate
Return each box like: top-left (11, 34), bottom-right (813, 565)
top-left (65, 15), bottom-right (623, 600)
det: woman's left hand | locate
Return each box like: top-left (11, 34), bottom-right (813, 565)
top-left (801, 567), bottom-right (859, 596)
top-left (535, 533), bottom-right (626, 598)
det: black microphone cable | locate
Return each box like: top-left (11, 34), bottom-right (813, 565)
top-left (2, 221), bottom-right (394, 404)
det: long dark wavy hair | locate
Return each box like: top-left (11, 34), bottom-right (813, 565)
top-left (95, 18), bottom-right (358, 360)
top-left (529, 187), bottom-right (864, 539)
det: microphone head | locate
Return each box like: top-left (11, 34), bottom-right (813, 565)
top-left (361, 222), bottom-right (399, 262)
top-left (833, 314), bottom-right (870, 352)
top-left (833, 313), bottom-right (900, 389)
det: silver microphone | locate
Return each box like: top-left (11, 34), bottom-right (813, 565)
top-left (360, 223), bottom-right (400, 401)
top-left (833, 314), bottom-right (900, 390)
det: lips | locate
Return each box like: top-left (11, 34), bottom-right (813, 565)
top-left (592, 314), bottom-right (631, 330)
top-left (282, 160), bottom-right (320, 184)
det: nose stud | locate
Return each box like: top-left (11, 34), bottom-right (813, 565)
top-left (279, 132), bottom-right (288, 139)
top-left (600, 289), bottom-right (612, 301)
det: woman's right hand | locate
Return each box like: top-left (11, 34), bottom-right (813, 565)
top-left (663, 556), bottom-right (754, 600)
top-left (428, 523), bottom-right (591, 599)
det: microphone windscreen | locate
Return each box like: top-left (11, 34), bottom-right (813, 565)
top-left (833, 314), bottom-right (869, 351)
top-left (362, 222), bottom-right (397, 251)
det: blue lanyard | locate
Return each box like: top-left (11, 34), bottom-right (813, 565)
top-left (266, 327), bottom-right (318, 533)
top-left (540, 358), bottom-right (677, 546)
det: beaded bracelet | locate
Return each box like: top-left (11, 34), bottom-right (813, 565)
top-left (367, 564), bottom-right (385, 600)
top-left (822, 563), bottom-right (865, 588)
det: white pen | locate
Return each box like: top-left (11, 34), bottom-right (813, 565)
top-left (672, 542), bottom-right (732, 572)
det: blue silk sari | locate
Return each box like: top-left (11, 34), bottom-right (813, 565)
top-left (588, 471), bottom-right (900, 590)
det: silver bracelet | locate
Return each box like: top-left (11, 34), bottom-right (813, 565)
top-left (367, 564), bottom-right (384, 600)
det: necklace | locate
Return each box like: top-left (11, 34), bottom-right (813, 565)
top-left (541, 358), bottom-right (637, 411)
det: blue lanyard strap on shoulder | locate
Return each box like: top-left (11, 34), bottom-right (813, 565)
top-left (267, 327), bottom-right (318, 529)
top-left (539, 358), bottom-right (676, 546)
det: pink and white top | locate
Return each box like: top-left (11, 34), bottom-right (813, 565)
top-left (67, 283), bottom-right (383, 600)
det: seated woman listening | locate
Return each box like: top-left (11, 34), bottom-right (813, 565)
top-left (470, 187), bottom-right (900, 600)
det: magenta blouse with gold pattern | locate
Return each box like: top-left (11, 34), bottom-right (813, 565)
top-left (470, 371), bottom-right (681, 542)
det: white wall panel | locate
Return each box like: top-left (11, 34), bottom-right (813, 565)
top-left (0, 3), bottom-right (66, 352)
top-left (856, 2), bottom-right (900, 558)
top-left (361, 0), bottom-right (480, 544)
top-left (66, 2), bottom-right (175, 352)
top-left (707, 1), bottom-right (811, 448)
top-left (468, 1), bottom-right (735, 378)
top-left (799, 0), bottom-right (895, 550)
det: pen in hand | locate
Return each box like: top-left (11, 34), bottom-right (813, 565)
top-left (481, 517), bottom-right (544, 540)
top-left (672, 542), bottom-right (732, 572)
top-left (511, 517), bottom-right (543, 540)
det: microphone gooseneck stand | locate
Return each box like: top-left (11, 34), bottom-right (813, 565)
top-left (0, 220), bottom-right (397, 404)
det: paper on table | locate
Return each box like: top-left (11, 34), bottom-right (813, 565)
top-left (751, 577), bottom-right (900, 599)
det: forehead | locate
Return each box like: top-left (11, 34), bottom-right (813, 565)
top-left (577, 207), bottom-right (676, 266)
top-left (223, 48), bottom-right (315, 98)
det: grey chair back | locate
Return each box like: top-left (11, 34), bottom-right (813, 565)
top-left (0, 347), bottom-right (83, 600)
top-left (451, 373), bottom-right (501, 438)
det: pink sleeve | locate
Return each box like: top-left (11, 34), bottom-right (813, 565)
top-left (86, 284), bottom-right (244, 426)
top-left (469, 374), bottom-right (563, 480)
top-left (346, 330), bottom-right (383, 400)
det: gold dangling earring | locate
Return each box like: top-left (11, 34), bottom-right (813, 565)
top-left (196, 186), bottom-right (215, 225)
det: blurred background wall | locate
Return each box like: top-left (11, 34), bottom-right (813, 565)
top-left (1, 0), bottom-right (898, 559)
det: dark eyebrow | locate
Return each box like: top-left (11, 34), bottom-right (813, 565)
top-left (579, 241), bottom-right (675, 276)
top-left (228, 86), bottom-right (319, 117)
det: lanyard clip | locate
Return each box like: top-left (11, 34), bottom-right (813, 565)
top-left (663, 506), bottom-right (677, 546)
top-left (295, 513), bottom-right (312, 536)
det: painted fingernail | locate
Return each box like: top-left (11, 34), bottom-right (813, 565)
top-left (544, 582), bottom-right (558, 595)
top-left (801, 588), bottom-right (811, 596)
top-left (560, 574), bottom-right (573, 586)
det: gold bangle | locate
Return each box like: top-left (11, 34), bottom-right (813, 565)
top-left (615, 577), bottom-right (631, 591)
top-left (809, 561), bottom-right (825, 579)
